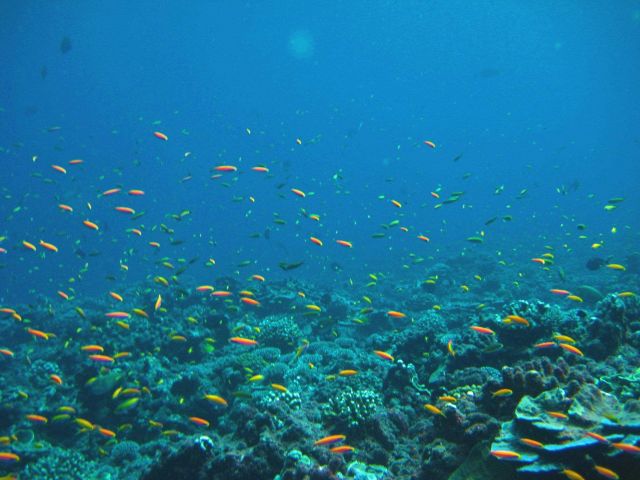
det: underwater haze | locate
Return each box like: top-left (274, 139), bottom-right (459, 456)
top-left (0, 2), bottom-right (639, 479)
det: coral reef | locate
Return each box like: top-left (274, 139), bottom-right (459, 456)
top-left (23, 446), bottom-right (115, 480)
top-left (1, 273), bottom-right (639, 480)
top-left (325, 387), bottom-right (383, 430)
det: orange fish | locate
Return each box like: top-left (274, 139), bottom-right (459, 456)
top-left (196, 285), bottom-right (215, 292)
top-left (88, 354), bottom-right (115, 364)
top-left (98, 428), bottom-right (116, 438)
top-left (330, 445), bottom-right (355, 454)
top-left (251, 166), bottom-right (269, 173)
top-left (310, 236), bottom-right (323, 246)
top-left (314, 434), bottom-right (346, 446)
top-left (339, 369), bottom-right (358, 376)
top-left (534, 341), bottom-right (557, 349)
top-left (27, 328), bottom-right (49, 340)
top-left (154, 294), bottom-right (162, 311)
top-left (81, 345), bottom-right (104, 353)
top-left (83, 219), bottom-right (99, 230)
top-left (51, 164), bottom-right (67, 174)
top-left (241, 297), bottom-right (260, 306)
top-left (229, 337), bottom-right (258, 346)
top-left (291, 188), bottom-right (306, 198)
top-left (58, 204), bottom-right (73, 212)
top-left (490, 450), bottom-right (520, 460)
top-left (26, 414), bottom-right (48, 424)
top-left (417, 235), bottom-right (430, 242)
top-left (559, 343), bottom-right (584, 356)
top-left (22, 241), bottom-right (37, 251)
top-left (546, 411), bottom-right (568, 420)
top-left (128, 189), bottom-right (145, 196)
top-left (214, 165), bottom-right (238, 172)
top-left (373, 350), bottom-right (394, 362)
top-left (39, 240), bottom-right (58, 252)
top-left (549, 289), bottom-right (570, 295)
top-left (611, 442), bottom-right (640, 454)
top-left (503, 315), bottom-right (529, 327)
top-left (594, 466), bottom-right (619, 480)
top-left (423, 140), bottom-right (436, 149)
top-left (102, 188), bottom-right (121, 196)
top-left (470, 325), bottom-right (495, 335)
top-left (0, 452), bottom-right (20, 462)
top-left (251, 274), bottom-right (265, 282)
top-left (519, 438), bottom-right (544, 449)
top-left (387, 310), bottom-right (406, 318)
top-left (584, 431), bottom-right (609, 444)
top-left (50, 374), bottom-right (63, 385)
top-left (211, 291), bottom-right (232, 297)
top-left (153, 131), bottom-right (168, 141)
top-left (188, 416), bottom-right (210, 427)
top-left (391, 199), bottom-right (402, 208)
top-left (336, 239), bottom-right (353, 248)
top-left (114, 206), bottom-right (135, 214)
top-left (109, 292), bottom-right (124, 302)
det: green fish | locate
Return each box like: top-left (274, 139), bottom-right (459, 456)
top-left (116, 397), bottom-right (140, 411)
top-left (466, 236), bottom-right (484, 244)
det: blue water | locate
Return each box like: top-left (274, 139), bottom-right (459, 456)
top-left (0, 2), bottom-right (638, 299)
top-left (1, 3), bottom-right (640, 479)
